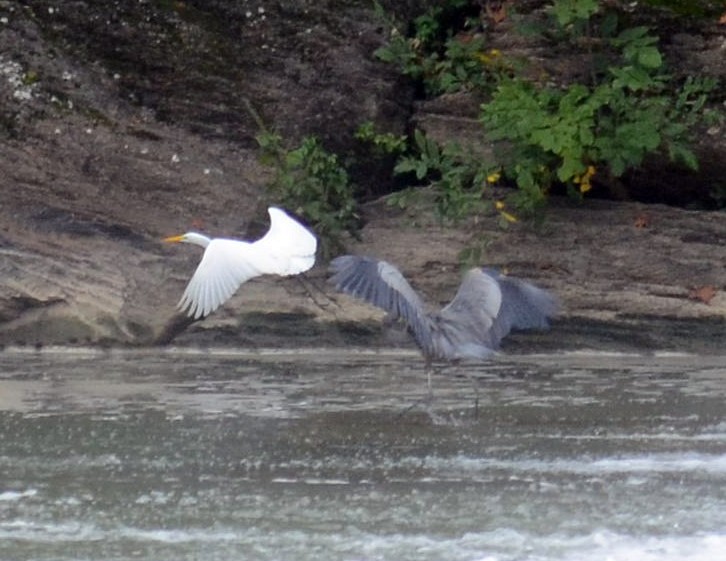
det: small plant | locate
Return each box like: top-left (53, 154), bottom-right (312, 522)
top-left (549, 0), bottom-right (599, 29)
top-left (354, 121), bottom-right (408, 157)
top-left (389, 129), bottom-right (500, 222)
top-left (256, 131), bottom-right (360, 258)
top-left (458, 234), bottom-right (492, 268)
top-left (355, 123), bottom-right (519, 225)
top-left (373, 0), bottom-right (504, 96)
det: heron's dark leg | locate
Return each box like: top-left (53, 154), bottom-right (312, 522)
top-left (425, 357), bottom-right (434, 400)
top-left (471, 372), bottom-right (480, 418)
top-left (396, 357), bottom-right (435, 418)
top-left (459, 367), bottom-right (481, 418)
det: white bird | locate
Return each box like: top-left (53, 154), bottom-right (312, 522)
top-left (329, 255), bottom-right (557, 362)
top-left (164, 207), bottom-right (317, 319)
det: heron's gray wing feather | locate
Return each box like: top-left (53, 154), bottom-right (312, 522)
top-left (438, 269), bottom-right (503, 352)
top-left (487, 271), bottom-right (558, 346)
top-left (329, 256), bottom-right (435, 354)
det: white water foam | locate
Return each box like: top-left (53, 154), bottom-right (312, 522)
top-left (0, 488), bottom-right (37, 501)
top-left (409, 451), bottom-right (726, 478)
top-left (1, 518), bottom-right (724, 561)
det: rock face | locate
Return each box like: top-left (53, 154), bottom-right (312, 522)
top-left (0, 0), bottom-right (411, 345)
top-left (0, 1), bottom-right (724, 351)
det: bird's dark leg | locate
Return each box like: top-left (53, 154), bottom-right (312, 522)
top-left (472, 374), bottom-right (480, 418)
top-left (396, 357), bottom-right (436, 419)
top-left (293, 273), bottom-right (338, 311)
top-left (154, 313), bottom-right (198, 345)
top-left (425, 357), bottom-right (434, 401)
top-left (459, 366), bottom-right (481, 418)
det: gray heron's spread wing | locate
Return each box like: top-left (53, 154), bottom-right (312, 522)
top-left (434, 268), bottom-right (504, 358)
top-left (329, 256), bottom-right (436, 355)
top-left (483, 268), bottom-right (558, 346)
top-left (329, 258), bottom-right (557, 362)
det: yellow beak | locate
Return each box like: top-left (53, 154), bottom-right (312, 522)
top-left (163, 234), bottom-right (185, 243)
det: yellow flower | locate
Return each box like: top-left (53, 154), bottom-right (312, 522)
top-left (573, 165), bottom-right (596, 194)
top-left (495, 200), bottom-right (517, 223)
top-left (476, 49), bottom-right (502, 65)
top-left (487, 171), bottom-right (501, 184)
top-left (500, 210), bottom-right (518, 223)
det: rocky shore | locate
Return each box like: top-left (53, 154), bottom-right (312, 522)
top-left (1, 1), bottom-right (724, 353)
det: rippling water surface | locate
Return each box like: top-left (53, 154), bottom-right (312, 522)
top-left (0, 347), bottom-right (724, 561)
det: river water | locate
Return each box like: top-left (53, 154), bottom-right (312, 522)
top-left (0, 347), bottom-right (724, 561)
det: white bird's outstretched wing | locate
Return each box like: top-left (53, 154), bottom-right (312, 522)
top-left (254, 207), bottom-right (317, 276)
top-left (329, 255), bottom-right (436, 354)
top-left (178, 239), bottom-right (261, 319)
top-left (176, 207), bottom-right (317, 319)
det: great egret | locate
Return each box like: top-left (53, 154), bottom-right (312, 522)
top-left (329, 255), bottom-right (557, 362)
top-left (164, 207), bottom-right (317, 319)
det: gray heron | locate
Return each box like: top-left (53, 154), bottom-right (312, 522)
top-left (329, 255), bottom-right (557, 400)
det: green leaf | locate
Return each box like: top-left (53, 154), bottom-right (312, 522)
top-left (426, 136), bottom-right (441, 163)
top-left (531, 127), bottom-right (558, 152)
top-left (415, 160), bottom-right (428, 179)
top-left (668, 142), bottom-right (699, 170)
top-left (373, 45), bottom-right (395, 63)
top-left (609, 155), bottom-right (626, 178)
top-left (613, 26), bottom-right (652, 45)
top-left (610, 66), bottom-right (656, 90)
top-left (637, 46), bottom-right (662, 69)
top-left (393, 158), bottom-right (417, 175)
top-left (413, 129), bottom-right (427, 152)
top-left (550, 0), bottom-right (598, 27)
top-left (578, 124), bottom-right (595, 146)
top-left (557, 152), bottom-right (585, 182)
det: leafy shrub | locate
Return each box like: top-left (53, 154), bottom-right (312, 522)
top-left (354, 121), bottom-right (407, 157)
top-left (373, 0), bottom-right (722, 217)
top-left (391, 129), bottom-right (493, 221)
top-left (481, 22), bottom-right (718, 206)
top-left (356, 122), bottom-right (520, 225)
top-left (373, 0), bottom-right (505, 96)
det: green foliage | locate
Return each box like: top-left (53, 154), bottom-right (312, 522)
top-left (458, 234), bottom-right (492, 269)
top-left (356, 120), bottom-right (496, 221)
top-left (480, 9), bottom-right (719, 206)
top-left (354, 121), bottom-right (407, 156)
top-left (611, 26), bottom-right (663, 71)
top-left (372, 0), bottom-right (723, 219)
top-left (390, 129), bottom-right (493, 222)
top-left (256, 131), bottom-right (359, 258)
top-left (549, 0), bottom-right (599, 28)
top-left (373, 1), bottom-right (504, 96)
